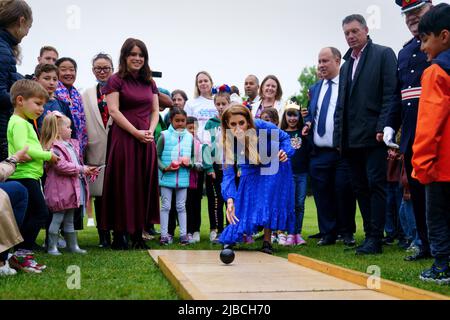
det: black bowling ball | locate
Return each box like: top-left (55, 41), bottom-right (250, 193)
top-left (220, 249), bottom-right (235, 265)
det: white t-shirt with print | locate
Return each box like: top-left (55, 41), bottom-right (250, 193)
top-left (184, 96), bottom-right (218, 145)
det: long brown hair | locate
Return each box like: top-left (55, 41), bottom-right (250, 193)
top-left (221, 104), bottom-right (260, 166)
top-left (259, 75), bottom-right (283, 101)
top-left (0, 0), bottom-right (32, 60)
top-left (118, 38), bottom-right (153, 85)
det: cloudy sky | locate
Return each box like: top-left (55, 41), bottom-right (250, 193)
top-left (19, 0), bottom-right (450, 101)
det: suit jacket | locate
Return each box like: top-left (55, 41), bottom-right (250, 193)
top-left (334, 39), bottom-right (399, 149)
top-left (82, 85), bottom-right (112, 196)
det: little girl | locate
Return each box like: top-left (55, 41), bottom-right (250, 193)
top-left (260, 108), bottom-right (280, 127)
top-left (41, 112), bottom-right (96, 255)
top-left (279, 103), bottom-right (310, 246)
top-left (157, 108), bottom-right (193, 246)
top-left (186, 117), bottom-right (208, 243)
top-left (204, 90), bottom-right (231, 243)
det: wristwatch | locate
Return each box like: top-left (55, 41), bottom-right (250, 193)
top-left (4, 156), bottom-right (18, 166)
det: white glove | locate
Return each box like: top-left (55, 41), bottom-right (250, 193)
top-left (383, 127), bottom-right (399, 149)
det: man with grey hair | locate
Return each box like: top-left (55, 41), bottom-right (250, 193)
top-left (334, 14), bottom-right (399, 255)
top-left (383, 0), bottom-right (433, 261)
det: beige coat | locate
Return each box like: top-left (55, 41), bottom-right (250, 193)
top-left (82, 85), bottom-right (112, 197)
top-left (0, 189), bottom-right (23, 252)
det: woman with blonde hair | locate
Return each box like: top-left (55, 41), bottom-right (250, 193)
top-left (219, 105), bottom-right (296, 255)
top-left (184, 71), bottom-right (218, 145)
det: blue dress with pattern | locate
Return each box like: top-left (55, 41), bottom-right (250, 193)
top-left (219, 120), bottom-right (296, 245)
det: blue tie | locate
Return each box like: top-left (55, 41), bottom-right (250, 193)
top-left (318, 80), bottom-right (333, 137)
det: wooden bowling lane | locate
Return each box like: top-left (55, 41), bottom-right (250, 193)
top-left (149, 250), bottom-right (412, 300)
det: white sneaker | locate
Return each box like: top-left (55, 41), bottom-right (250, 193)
top-left (87, 218), bottom-right (96, 227)
top-left (209, 230), bottom-right (218, 243)
top-left (193, 232), bottom-right (200, 243)
top-left (278, 233), bottom-right (287, 246)
top-left (0, 261), bottom-right (17, 277)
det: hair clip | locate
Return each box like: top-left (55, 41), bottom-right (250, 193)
top-left (212, 84), bottom-right (231, 95)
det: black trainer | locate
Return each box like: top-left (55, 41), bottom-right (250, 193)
top-left (261, 241), bottom-right (273, 255)
top-left (420, 264), bottom-right (450, 285)
top-left (356, 238), bottom-right (382, 255)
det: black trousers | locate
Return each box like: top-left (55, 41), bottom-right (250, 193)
top-left (404, 147), bottom-right (430, 252)
top-left (8, 178), bottom-right (49, 250)
top-left (169, 172), bottom-right (204, 235)
top-left (425, 183), bottom-right (450, 265)
top-left (310, 148), bottom-right (356, 238)
top-left (205, 165), bottom-right (225, 233)
top-left (345, 146), bottom-right (387, 240)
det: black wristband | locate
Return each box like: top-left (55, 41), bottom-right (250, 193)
top-left (4, 157), bottom-right (17, 166)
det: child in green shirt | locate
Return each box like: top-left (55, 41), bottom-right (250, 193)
top-left (6, 80), bottom-right (59, 274)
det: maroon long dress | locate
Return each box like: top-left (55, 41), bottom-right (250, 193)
top-left (100, 73), bottom-right (160, 235)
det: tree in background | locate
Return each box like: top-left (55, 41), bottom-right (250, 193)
top-left (290, 66), bottom-right (319, 109)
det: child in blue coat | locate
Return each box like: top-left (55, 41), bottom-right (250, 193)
top-left (157, 108), bottom-right (193, 246)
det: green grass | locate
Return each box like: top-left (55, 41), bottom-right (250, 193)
top-left (1, 197), bottom-right (449, 299)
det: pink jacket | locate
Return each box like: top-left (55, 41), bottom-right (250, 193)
top-left (44, 139), bottom-right (89, 212)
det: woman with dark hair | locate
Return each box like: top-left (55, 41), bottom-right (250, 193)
top-left (100, 38), bottom-right (160, 250)
top-left (82, 53), bottom-right (114, 247)
top-left (0, 0), bottom-right (32, 161)
top-left (54, 57), bottom-right (88, 156)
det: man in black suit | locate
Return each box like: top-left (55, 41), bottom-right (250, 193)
top-left (334, 14), bottom-right (399, 255)
top-left (303, 47), bottom-right (356, 247)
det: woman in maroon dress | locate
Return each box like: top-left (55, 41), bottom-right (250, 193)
top-left (101, 38), bottom-right (160, 250)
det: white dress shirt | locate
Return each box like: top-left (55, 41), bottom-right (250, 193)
top-left (313, 75), bottom-right (339, 148)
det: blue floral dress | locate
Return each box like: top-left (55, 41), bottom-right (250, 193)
top-left (219, 120), bottom-right (296, 245)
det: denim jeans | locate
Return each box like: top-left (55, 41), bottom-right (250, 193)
top-left (293, 173), bottom-right (308, 235)
top-left (385, 182), bottom-right (403, 238)
top-left (0, 181), bottom-right (28, 262)
top-left (398, 198), bottom-right (420, 245)
top-left (160, 187), bottom-right (188, 238)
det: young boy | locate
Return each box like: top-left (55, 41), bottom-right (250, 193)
top-left (34, 64), bottom-right (76, 136)
top-left (412, 3), bottom-right (450, 284)
top-left (6, 80), bottom-right (59, 273)
top-left (37, 46), bottom-right (59, 66)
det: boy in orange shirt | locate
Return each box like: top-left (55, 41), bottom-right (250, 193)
top-left (412, 3), bottom-right (450, 285)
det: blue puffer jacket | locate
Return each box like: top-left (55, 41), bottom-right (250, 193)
top-left (0, 29), bottom-right (22, 160)
top-left (159, 126), bottom-right (193, 189)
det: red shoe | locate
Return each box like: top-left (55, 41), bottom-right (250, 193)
top-left (9, 255), bottom-right (43, 274)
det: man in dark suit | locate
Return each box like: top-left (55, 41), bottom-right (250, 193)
top-left (303, 47), bottom-right (356, 247)
top-left (334, 14), bottom-right (399, 255)
top-left (384, 0), bottom-right (433, 261)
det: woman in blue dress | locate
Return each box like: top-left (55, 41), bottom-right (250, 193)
top-left (219, 105), bottom-right (296, 254)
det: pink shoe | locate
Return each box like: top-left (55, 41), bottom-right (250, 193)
top-left (285, 235), bottom-right (296, 246)
top-left (295, 234), bottom-right (307, 246)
